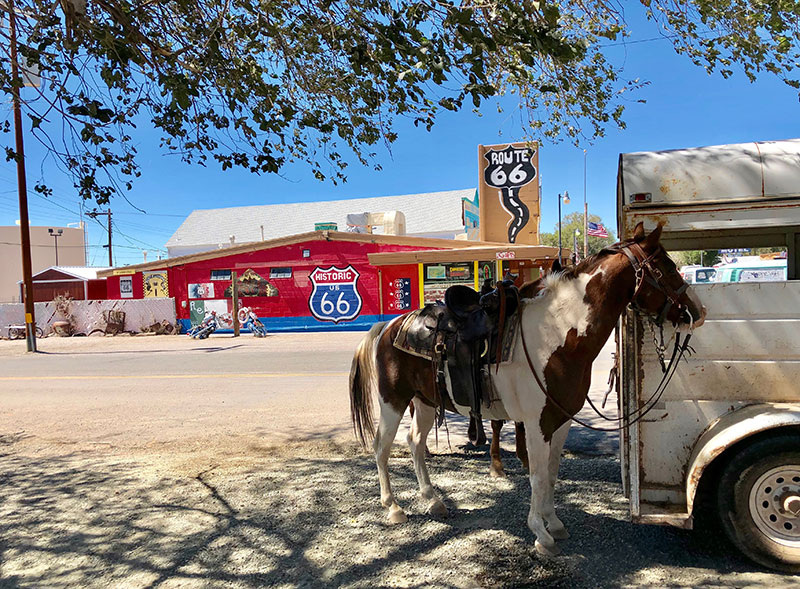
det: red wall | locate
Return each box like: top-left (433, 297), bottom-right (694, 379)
top-left (106, 239), bottom-right (438, 325)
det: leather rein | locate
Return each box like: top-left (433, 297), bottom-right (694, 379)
top-left (516, 244), bottom-right (694, 433)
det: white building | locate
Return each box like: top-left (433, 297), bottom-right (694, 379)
top-left (165, 189), bottom-right (478, 258)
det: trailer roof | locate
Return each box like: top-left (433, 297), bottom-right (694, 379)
top-left (619, 138), bottom-right (800, 209)
top-left (618, 138), bottom-right (800, 246)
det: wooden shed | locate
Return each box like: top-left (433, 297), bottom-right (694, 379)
top-left (22, 266), bottom-right (109, 303)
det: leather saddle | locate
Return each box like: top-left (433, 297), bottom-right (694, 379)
top-left (394, 282), bottom-right (519, 418)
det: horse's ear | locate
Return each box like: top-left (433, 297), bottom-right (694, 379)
top-left (644, 223), bottom-right (664, 247)
top-left (551, 258), bottom-right (563, 273)
top-left (633, 222), bottom-right (646, 241)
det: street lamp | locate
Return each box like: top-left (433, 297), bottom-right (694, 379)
top-left (48, 228), bottom-right (63, 266)
top-left (557, 191), bottom-right (570, 263)
top-left (573, 229), bottom-right (581, 264)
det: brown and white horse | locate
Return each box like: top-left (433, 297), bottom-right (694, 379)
top-left (349, 223), bottom-right (705, 555)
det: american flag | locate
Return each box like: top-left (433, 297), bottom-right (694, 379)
top-left (587, 221), bottom-right (609, 238)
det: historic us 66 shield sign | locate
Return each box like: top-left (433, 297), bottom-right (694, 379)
top-left (309, 265), bottom-right (363, 323)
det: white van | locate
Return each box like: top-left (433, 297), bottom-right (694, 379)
top-left (714, 258), bottom-right (787, 283)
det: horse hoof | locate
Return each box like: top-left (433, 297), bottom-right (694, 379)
top-left (428, 499), bottom-right (448, 517)
top-left (489, 466), bottom-right (506, 478)
top-left (388, 506), bottom-right (408, 525)
top-left (535, 540), bottom-right (561, 557)
top-left (550, 527), bottom-right (570, 540)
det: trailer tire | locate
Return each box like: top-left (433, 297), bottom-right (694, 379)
top-left (717, 435), bottom-right (800, 572)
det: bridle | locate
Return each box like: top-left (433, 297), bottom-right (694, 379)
top-left (621, 242), bottom-right (691, 327)
top-left (517, 242), bottom-right (695, 432)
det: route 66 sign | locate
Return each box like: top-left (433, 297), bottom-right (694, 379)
top-left (309, 265), bottom-right (363, 323)
top-left (479, 143), bottom-right (540, 244)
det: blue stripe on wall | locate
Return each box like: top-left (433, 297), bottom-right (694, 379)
top-left (179, 314), bottom-right (400, 334)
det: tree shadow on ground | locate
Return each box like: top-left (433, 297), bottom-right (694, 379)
top-left (0, 446), bottom-right (789, 588)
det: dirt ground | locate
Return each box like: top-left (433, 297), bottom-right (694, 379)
top-left (0, 333), bottom-right (797, 587)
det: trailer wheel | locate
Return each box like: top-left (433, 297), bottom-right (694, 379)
top-left (717, 435), bottom-right (800, 572)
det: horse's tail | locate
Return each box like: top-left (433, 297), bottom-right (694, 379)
top-left (349, 321), bottom-right (385, 448)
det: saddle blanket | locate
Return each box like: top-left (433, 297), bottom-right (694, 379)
top-left (392, 308), bottom-right (519, 364)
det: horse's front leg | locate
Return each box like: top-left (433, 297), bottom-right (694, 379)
top-left (407, 398), bottom-right (448, 516)
top-left (524, 419), bottom-right (560, 556)
top-left (542, 422), bottom-right (571, 540)
top-left (489, 420), bottom-right (505, 477)
top-left (374, 397), bottom-right (408, 524)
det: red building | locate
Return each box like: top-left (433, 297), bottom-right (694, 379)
top-left (98, 230), bottom-right (560, 332)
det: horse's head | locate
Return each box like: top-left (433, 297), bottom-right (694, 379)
top-left (623, 222), bottom-right (706, 328)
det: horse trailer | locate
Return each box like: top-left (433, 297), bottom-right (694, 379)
top-left (616, 138), bottom-right (800, 572)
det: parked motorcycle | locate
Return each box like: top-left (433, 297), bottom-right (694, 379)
top-left (5, 323), bottom-right (44, 339)
top-left (187, 311), bottom-right (218, 339)
top-left (239, 307), bottom-right (267, 337)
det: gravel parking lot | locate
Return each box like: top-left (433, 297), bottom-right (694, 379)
top-left (0, 333), bottom-right (796, 587)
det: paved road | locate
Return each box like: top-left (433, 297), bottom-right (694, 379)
top-left (0, 331), bottom-right (617, 456)
top-left (0, 333), bottom-right (362, 453)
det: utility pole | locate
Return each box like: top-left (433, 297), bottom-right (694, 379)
top-left (231, 271), bottom-right (240, 337)
top-left (9, 0), bottom-right (36, 352)
top-left (87, 209), bottom-right (113, 266)
top-left (583, 149), bottom-right (588, 258)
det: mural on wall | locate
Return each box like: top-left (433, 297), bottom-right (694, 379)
top-left (188, 283), bottom-right (215, 299)
top-left (462, 191), bottom-right (480, 240)
top-left (308, 265), bottom-right (363, 323)
top-left (223, 269), bottom-right (278, 298)
top-left (479, 142), bottom-right (539, 244)
top-left (189, 299), bottom-right (233, 327)
top-left (143, 271), bottom-right (169, 297)
top-left (120, 276), bottom-right (134, 299)
top-left (386, 278), bottom-right (412, 312)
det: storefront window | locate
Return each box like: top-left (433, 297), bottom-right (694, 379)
top-left (422, 263), bottom-right (477, 304)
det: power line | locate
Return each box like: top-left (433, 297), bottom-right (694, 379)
top-left (0, 240), bottom-right (150, 250)
top-left (115, 212), bottom-right (186, 218)
top-left (599, 29), bottom-right (718, 48)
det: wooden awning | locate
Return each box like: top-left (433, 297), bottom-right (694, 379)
top-left (368, 245), bottom-right (564, 266)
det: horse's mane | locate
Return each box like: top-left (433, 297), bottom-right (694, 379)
top-left (518, 238), bottom-right (637, 299)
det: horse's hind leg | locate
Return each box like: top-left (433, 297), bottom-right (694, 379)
top-left (468, 416), bottom-right (487, 446)
top-left (542, 422), bottom-right (571, 540)
top-left (515, 421), bottom-right (529, 473)
top-left (407, 398), bottom-right (447, 516)
top-left (374, 397), bottom-right (408, 524)
top-left (489, 420), bottom-right (505, 477)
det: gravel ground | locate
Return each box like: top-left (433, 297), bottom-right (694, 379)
top-left (1, 434), bottom-right (795, 588)
top-left (0, 334), bottom-right (797, 587)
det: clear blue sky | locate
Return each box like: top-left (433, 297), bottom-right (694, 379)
top-left (1, 9), bottom-right (799, 266)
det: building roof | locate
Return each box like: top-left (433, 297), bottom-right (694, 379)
top-left (98, 230), bottom-right (504, 277)
top-left (20, 266), bottom-right (111, 283)
top-left (165, 188), bottom-right (476, 249)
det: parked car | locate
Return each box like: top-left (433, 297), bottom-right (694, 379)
top-left (679, 265), bottom-right (717, 284)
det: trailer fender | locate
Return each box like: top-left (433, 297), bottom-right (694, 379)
top-left (686, 403), bottom-right (800, 515)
